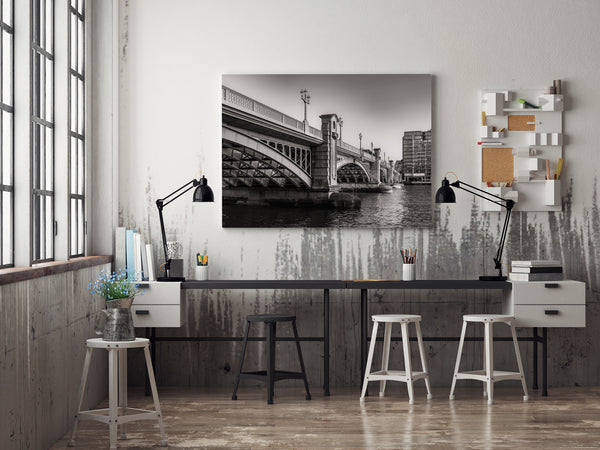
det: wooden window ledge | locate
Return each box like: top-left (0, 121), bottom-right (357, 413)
top-left (0, 255), bottom-right (113, 286)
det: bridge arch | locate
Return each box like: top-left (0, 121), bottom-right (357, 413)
top-left (337, 161), bottom-right (371, 184)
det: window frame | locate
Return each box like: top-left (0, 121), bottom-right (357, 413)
top-left (30, 0), bottom-right (55, 264)
top-left (68, 0), bottom-right (85, 258)
top-left (0, 0), bottom-right (14, 268)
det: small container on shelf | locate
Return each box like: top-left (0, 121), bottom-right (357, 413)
top-left (538, 94), bottom-right (564, 112)
top-left (544, 180), bottom-right (561, 206)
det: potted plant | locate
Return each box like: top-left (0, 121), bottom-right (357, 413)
top-left (89, 270), bottom-right (143, 341)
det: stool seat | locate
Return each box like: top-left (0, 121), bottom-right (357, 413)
top-left (246, 314), bottom-right (296, 322)
top-left (86, 337), bottom-right (149, 349)
top-left (462, 314), bottom-right (514, 323)
top-left (371, 314), bottom-right (421, 323)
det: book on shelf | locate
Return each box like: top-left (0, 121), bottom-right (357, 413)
top-left (511, 266), bottom-right (562, 274)
top-left (125, 229), bottom-right (137, 280)
top-left (115, 227), bottom-right (126, 272)
top-left (509, 272), bottom-right (564, 282)
top-left (133, 232), bottom-right (142, 281)
top-left (145, 243), bottom-right (156, 281)
top-left (511, 260), bottom-right (561, 267)
top-left (140, 234), bottom-right (148, 281)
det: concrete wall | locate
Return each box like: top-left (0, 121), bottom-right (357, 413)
top-left (0, 264), bottom-right (110, 449)
top-left (116, 0), bottom-right (600, 388)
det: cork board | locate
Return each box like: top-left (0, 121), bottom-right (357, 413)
top-left (508, 114), bottom-right (535, 131)
top-left (482, 147), bottom-right (514, 183)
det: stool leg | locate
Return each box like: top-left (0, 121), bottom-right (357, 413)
top-left (414, 321), bottom-right (432, 400)
top-left (360, 321), bottom-right (379, 401)
top-left (379, 322), bottom-right (392, 397)
top-left (401, 322), bottom-right (415, 405)
top-left (68, 347), bottom-right (93, 447)
top-left (232, 320), bottom-right (251, 400)
top-left (291, 320), bottom-right (311, 400)
top-left (483, 328), bottom-right (488, 398)
top-left (118, 348), bottom-right (127, 439)
top-left (108, 348), bottom-right (118, 449)
top-left (450, 320), bottom-right (467, 400)
top-left (143, 345), bottom-right (168, 445)
top-left (485, 322), bottom-right (494, 405)
top-left (267, 322), bottom-right (276, 404)
top-left (509, 321), bottom-right (529, 401)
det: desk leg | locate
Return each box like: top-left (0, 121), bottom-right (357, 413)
top-left (360, 289), bottom-right (368, 391)
top-left (542, 327), bottom-right (548, 396)
top-left (144, 328), bottom-right (151, 397)
top-left (323, 289), bottom-right (330, 397)
top-left (118, 348), bottom-right (127, 439)
top-left (532, 328), bottom-right (538, 390)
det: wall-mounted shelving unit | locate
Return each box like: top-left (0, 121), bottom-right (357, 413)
top-left (479, 86), bottom-right (564, 212)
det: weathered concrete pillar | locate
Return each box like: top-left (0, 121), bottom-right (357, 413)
top-left (370, 147), bottom-right (381, 184)
top-left (312, 114), bottom-right (340, 190)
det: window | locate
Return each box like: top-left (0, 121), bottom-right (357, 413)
top-left (0, 0), bottom-right (13, 268)
top-left (31, 0), bottom-right (54, 263)
top-left (68, 0), bottom-right (84, 257)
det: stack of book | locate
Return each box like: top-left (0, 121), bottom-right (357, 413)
top-left (115, 227), bottom-right (156, 281)
top-left (509, 260), bottom-right (563, 281)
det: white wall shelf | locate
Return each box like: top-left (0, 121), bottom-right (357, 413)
top-left (479, 86), bottom-right (564, 212)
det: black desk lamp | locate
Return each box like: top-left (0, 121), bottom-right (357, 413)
top-left (156, 176), bottom-right (214, 281)
top-left (435, 176), bottom-right (514, 281)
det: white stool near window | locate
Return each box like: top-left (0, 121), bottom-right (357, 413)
top-left (69, 338), bottom-right (167, 449)
top-left (449, 314), bottom-right (529, 405)
top-left (360, 314), bottom-right (432, 404)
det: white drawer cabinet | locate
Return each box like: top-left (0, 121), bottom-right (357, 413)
top-left (132, 281), bottom-right (184, 328)
top-left (503, 280), bottom-right (585, 327)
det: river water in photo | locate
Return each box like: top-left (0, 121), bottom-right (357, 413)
top-left (223, 184), bottom-right (432, 228)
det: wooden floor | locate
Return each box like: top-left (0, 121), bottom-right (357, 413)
top-left (53, 385), bottom-right (600, 449)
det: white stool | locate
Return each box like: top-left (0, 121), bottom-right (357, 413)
top-left (360, 314), bottom-right (432, 404)
top-left (449, 314), bottom-right (529, 405)
top-left (69, 338), bottom-right (167, 449)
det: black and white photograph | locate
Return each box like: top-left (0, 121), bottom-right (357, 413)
top-left (222, 74), bottom-right (432, 228)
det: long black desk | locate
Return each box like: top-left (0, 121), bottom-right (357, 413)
top-left (165, 280), bottom-right (548, 396)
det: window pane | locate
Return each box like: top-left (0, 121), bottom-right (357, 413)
top-left (2, 191), bottom-right (11, 264)
top-left (45, 0), bottom-right (53, 53)
top-left (77, 199), bottom-right (83, 254)
top-left (2, 0), bottom-right (12, 28)
top-left (77, 78), bottom-right (84, 134)
top-left (77, 140), bottom-right (84, 195)
top-left (70, 197), bottom-right (76, 251)
top-left (45, 195), bottom-right (52, 258)
top-left (45, 58), bottom-right (53, 122)
top-left (2, 31), bottom-right (12, 106)
top-left (70, 14), bottom-right (76, 69)
top-left (2, 111), bottom-right (12, 184)
top-left (45, 127), bottom-right (52, 190)
top-left (77, 18), bottom-right (84, 73)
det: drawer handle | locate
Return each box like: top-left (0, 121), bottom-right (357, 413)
top-left (137, 283), bottom-right (150, 288)
top-left (135, 310), bottom-right (150, 315)
top-left (544, 310), bottom-right (559, 315)
top-left (544, 283), bottom-right (559, 288)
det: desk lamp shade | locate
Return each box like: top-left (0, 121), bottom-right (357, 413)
top-left (435, 178), bottom-right (456, 203)
top-left (193, 176), bottom-right (214, 202)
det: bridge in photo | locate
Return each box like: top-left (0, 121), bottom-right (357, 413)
top-left (222, 86), bottom-right (399, 207)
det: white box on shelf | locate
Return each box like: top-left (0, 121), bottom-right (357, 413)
top-left (544, 180), bottom-right (561, 205)
top-left (540, 133), bottom-right (548, 145)
top-left (484, 92), bottom-right (504, 116)
top-left (521, 157), bottom-right (544, 171)
top-left (515, 170), bottom-right (531, 182)
top-left (513, 147), bottom-right (533, 157)
top-left (481, 125), bottom-right (492, 138)
top-left (551, 133), bottom-right (562, 145)
top-left (528, 133), bottom-right (539, 146)
top-left (538, 94), bottom-right (564, 112)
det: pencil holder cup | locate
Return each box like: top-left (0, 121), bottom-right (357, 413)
top-left (195, 265), bottom-right (209, 281)
top-left (402, 263), bottom-right (416, 281)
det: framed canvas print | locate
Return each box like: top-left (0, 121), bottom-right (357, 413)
top-left (222, 74), bottom-right (432, 228)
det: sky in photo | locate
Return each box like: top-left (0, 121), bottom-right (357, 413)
top-left (222, 74), bottom-right (432, 162)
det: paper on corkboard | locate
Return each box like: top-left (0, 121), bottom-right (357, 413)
top-left (508, 115), bottom-right (535, 131)
top-left (482, 147), bottom-right (514, 183)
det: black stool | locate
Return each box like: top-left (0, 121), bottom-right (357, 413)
top-left (232, 314), bottom-right (311, 404)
